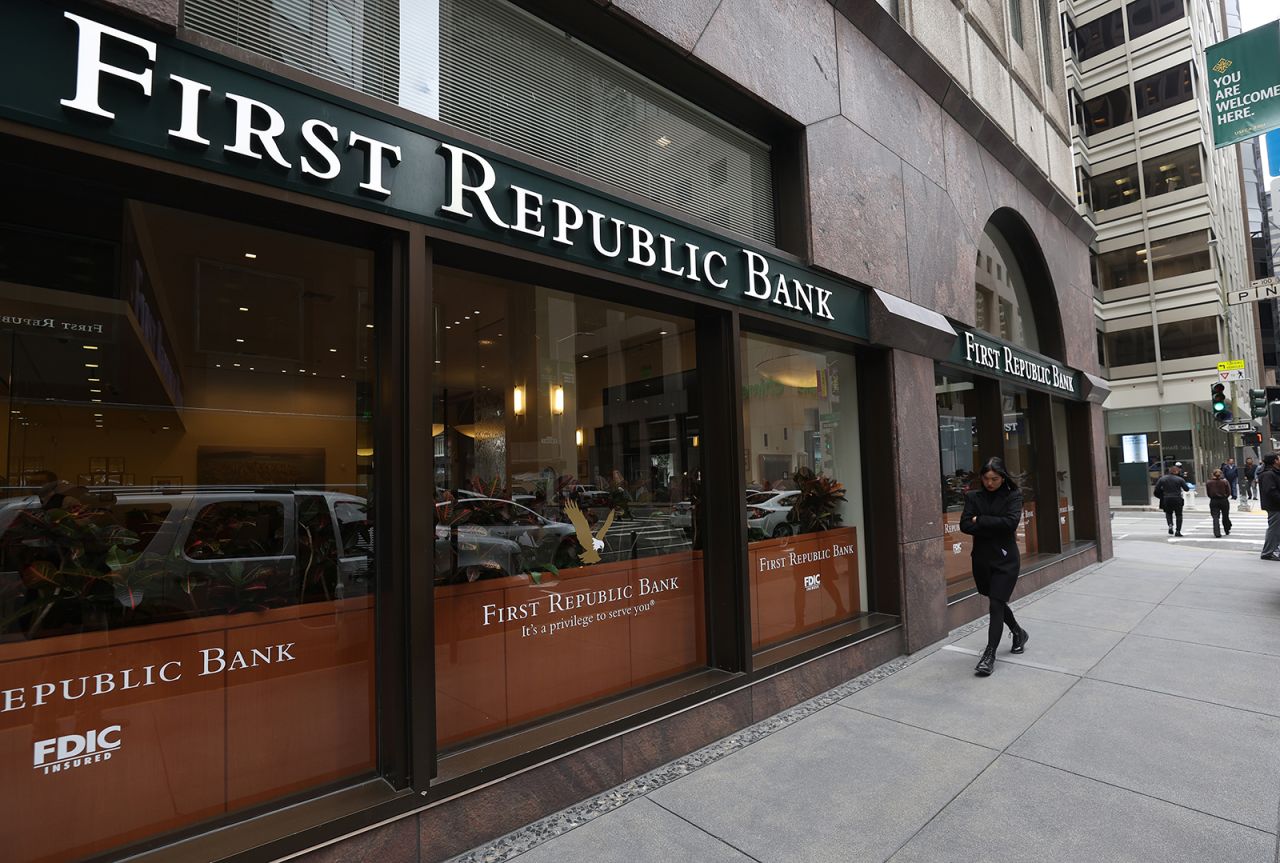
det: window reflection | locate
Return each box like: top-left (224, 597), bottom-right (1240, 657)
top-left (1134, 63), bottom-right (1193, 118)
top-left (740, 332), bottom-right (866, 650)
top-left (1141, 145), bottom-right (1203, 199)
top-left (0, 192), bottom-right (377, 863)
top-left (973, 225), bottom-right (1040, 352)
top-left (1127, 0), bottom-right (1185, 40)
top-left (937, 372), bottom-right (979, 600)
top-left (1069, 9), bottom-right (1125, 62)
top-left (431, 266), bottom-right (706, 749)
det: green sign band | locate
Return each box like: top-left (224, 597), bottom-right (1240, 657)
top-left (0, 3), bottom-right (868, 339)
top-left (1207, 20), bottom-right (1280, 149)
top-left (946, 326), bottom-right (1080, 397)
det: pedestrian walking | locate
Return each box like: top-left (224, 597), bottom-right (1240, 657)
top-left (1259, 453), bottom-right (1280, 561)
top-left (1243, 457), bottom-right (1258, 501)
top-left (959, 457), bottom-right (1028, 677)
top-left (1206, 469), bottom-right (1232, 538)
top-left (1221, 458), bottom-right (1239, 500)
top-left (1153, 466), bottom-right (1189, 536)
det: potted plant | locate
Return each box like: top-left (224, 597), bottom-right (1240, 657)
top-left (787, 467), bottom-right (847, 535)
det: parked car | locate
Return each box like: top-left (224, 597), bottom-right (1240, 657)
top-left (434, 497), bottom-right (577, 582)
top-left (0, 488), bottom-right (373, 640)
top-left (747, 490), bottom-right (801, 538)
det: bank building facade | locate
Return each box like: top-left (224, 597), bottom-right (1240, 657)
top-left (0, 1), bottom-right (1109, 861)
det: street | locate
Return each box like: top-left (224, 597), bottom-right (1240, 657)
top-left (1111, 508), bottom-right (1272, 553)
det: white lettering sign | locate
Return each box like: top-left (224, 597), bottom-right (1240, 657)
top-left (963, 331), bottom-right (1076, 394)
top-left (437, 145), bottom-right (836, 323)
top-left (33, 725), bottom-right (121, 776)
top-left (1, 642), bottom-right (296, 714)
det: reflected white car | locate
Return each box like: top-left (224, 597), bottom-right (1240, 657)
top-left (434, 498), bottom-right (576, 580)
top-left (747, 491), bottom-right (800, 537)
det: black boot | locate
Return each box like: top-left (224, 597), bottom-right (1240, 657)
top-left (1011, 626), bottom-right (1029, 654)
top-left (974, 647), bottom-right (995, 676)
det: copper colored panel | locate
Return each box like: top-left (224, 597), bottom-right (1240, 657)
top-left (943, 512), bottom-right (975, 599)
top-left (0, 597), bottom-right (376, 863)
top-left (224, 603), bottom-right (376, 809)
top-left (749, 528), bottom-right (859, 650)
top-left (434, 585), bottom-right (511, 748)
top-left (1059, 497), bottom-right (1071, 545)
top-left (435, 553), bottom-right (706, 748)
top-left (0, 632), bottom-right (227, 863)
top-left (1016, 502), bottom-right (1038, 556)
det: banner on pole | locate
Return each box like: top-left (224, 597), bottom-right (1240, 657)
top-left (1207, 21), bottom-right (1280, 149)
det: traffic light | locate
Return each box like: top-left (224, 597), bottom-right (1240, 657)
top-left (1242, 432), bottom-right (1263, 447)
top-left (1211, 383), bottom-right (1231, 421)
top-left (1251, 388), bottom-right (1268, 418)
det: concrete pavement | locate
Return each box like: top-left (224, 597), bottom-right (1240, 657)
top-left (447, 536), bottom-right (1280, 863)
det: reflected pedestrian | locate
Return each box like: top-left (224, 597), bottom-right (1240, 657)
top-left (1259, 454), bottom-right (1280, 561)
top-left (1205, 469), bottom-right (1232, 538)
top-left (959, 457), bottom-right (1028, 677)
top-left (1153, 465), bottom-right (1189, 537)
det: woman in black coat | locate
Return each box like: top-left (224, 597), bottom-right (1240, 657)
top-left (959, 457), bottom-right (1029, 676)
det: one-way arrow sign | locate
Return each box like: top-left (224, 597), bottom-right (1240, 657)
top-left (1222, 420), bottom-right (1254, 432)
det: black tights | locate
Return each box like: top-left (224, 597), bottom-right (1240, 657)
top-left (987, 597), bottom-right (1021, 652)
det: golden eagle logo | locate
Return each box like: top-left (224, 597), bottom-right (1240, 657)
top-left (563, 501), bottom-right (615, 564)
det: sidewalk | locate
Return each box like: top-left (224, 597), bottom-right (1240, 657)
top-left (447, 539), bottom-right (1280, 863)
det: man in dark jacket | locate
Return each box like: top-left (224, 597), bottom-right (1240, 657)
top-left (1153, 467), bottom-right (1189, 536)
top-left (1243, 457), bottom-right (1259, 501)
top-left (1221, 458), bottom-right (1239, 500)
top-left (1259, 454), bottom-right (1280, 560)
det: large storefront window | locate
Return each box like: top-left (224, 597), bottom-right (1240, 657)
top-left (975, 226), bottom-right (1040, 352)
top-left (0, 198), bottom-right (377, 863)
top-left (432, 266), bottom-right (704, 749)
top-left (937, 371), bottom-right (980, 601)
top-left (740, 333), bottom-right (866, 650)
top-left (1051, 401), bottom-right (1076, 543)
top-left (1003, 388), bottom-right (1039, 557)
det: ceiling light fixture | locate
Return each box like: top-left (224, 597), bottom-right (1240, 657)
top-left (235, 338), bottom-right (245, 343)
top-left (83, 345), bottom-right (98, 350)
top-left (85, 363), bottom-right (98, 369)
top-left (366, 323), bottom-right (374, 329)
top-left (89, 388), bottom-right (101, 394)
top-left (244, 252), bottom-right (257, 259)
top-left (329, 348), bottom-right (337, 352)
top-left (239, 306), bottom-right (249, 312)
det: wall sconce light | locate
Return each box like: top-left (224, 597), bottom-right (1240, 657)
top-left (513, 386), bottom-right (526, 416)
top-left (575, 428), bottom-right (584, 447)
top-left (356, 447), bottom-right (374, 458)
top-left (551, 385), bottom-right (564, 416)
top-left (692, 435), bottom-right (699, 448)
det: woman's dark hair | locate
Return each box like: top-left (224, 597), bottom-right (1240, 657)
top-left (978, 457), bottom-right (1018, 491)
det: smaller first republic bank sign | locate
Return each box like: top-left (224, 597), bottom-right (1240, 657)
top-left (1, 6), bottom-right (868, 340)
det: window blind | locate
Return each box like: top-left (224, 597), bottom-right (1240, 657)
top-left (181, 0), bottom-right (777, 245)
top-left (439, 0), bottom-right (776, 245)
